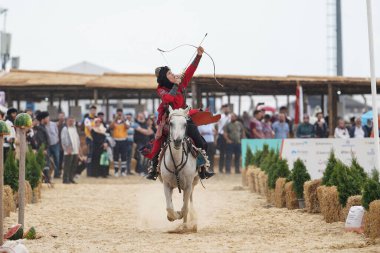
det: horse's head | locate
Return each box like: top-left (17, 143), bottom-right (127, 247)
top-left (168, 106), bottom-right (190, 149)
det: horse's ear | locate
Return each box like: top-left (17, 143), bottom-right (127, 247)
top-left (168, 105), bottom-right (173, 114)
top-left (184, 106), bottom-right (191, 115)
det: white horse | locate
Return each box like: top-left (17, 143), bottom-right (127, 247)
top-left (159, 106), bottom-right (199, 232)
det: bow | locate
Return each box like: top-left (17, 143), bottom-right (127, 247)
top-left (157, 43), bottom-right (224, 87)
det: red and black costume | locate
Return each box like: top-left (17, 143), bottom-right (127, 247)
top-left (143, 54), bottom-right (205, 161)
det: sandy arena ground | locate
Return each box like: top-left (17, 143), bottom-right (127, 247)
top-left (4, 174), bottom-right (379, 253)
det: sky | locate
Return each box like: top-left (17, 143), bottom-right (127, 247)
top-left (0, 0), bottom-right (379, 78)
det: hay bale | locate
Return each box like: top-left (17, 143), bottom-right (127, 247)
top-left (25, 181), bottom-right (33, 204)
top-left (3, 185), bottom-right (15, 217)
top-left (242, 168), bottom-right (248, 187)
top-left (247, 169), bottom-right (255, 192)
top-left (365, 200), bottom-right (380, 239)
top-left (266, 189), bottom-right (275, 204)
top-left (275, 178), bottom-right (287, 208)
top-left (258, 171), bottom-right (268, 197)
top-left (319, 186), bottom-right (341, 223)
top-left (340, 195), bottom-right (362, 222)
top-left (304, 179), bottom-right (322, 213)
top-left (253, 169), bottom-right (261, 193)
top-left (364, 211), bottom-right (370, 237)
top-left (285, 181), bottom-right (299, 209)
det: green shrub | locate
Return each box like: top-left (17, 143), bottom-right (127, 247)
top-left (26, 147), bottom-right (42, 189)
top-left (371, 168), bottom-right (379, 182)
top-left (261, 149), bottom-right (275, 173)
top-left (362, 179), bottom-right (380, 210)
top-left (4, 149), bottom-right (19, 192)
top-left (329, 161), bottom-right (362, 206)
top-left (322, 150), bottom-right (337, 186)
top-left (245, 146), bottom-right (254, 168)
top-left (253, 150), bottom-right (262, 167)
top-left (35, 144), bottom-right (45, 171)
top-left (268, 158), bottom-right (290, 189)
top-left (350, 157), bottom-right (367, 188)
top-left (259, 144), bottom-right (270, 166)
top-left (291, 159), bottom-right (311, 199)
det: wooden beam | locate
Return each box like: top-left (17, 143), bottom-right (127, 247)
top-left (106, 96), bottom-right (110, 122)
top-left (328, 83), bottom-right (338, 137)
top-left (93, 89), bottom-right (98, 105)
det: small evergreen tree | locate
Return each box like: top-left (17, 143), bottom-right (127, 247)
top-left (4, 149), bottom-right (19, 192)
top-left (268, 158), bottom-right (290, 189)
top-left (245, 146), bottom-right (254, 168)
top-left (362, 179), bottom-right (380, 210)
top-left (259, 144), bottom-right (270, 166)
top-left (322, 150), bottom-right (337, 186)
top-left (371, 168), bottom-right (379, 182)
top-left (26, 147), bottom-right (42, 189)
top-left (35, 144), bottom-right (45, 171)
top-left (350, 157), bottom-right (367, 188)
top-left (291, 159), bottom-right (311, 199)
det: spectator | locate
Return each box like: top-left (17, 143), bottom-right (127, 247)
top-left (262, 114), bottom-right (274, 138)
top-left (4, 108), bottom-right (17, 157)
top-left (133, 112), bottom-right (154, 176)
top-left (223, 113), bottom-right (246, 174)
top-left (296, 115), bottom-right (315, 138)
top-left (90, 118), bottom-right (109, 178)
top-left (314, 112), bottom-right (328, 138)
top-left (198, 123), bottom-right (216, 172)
top-left (84, 105), bottom-right (97, 177)
top-left (46, 114), bottom-right (61, 178)
top-left (97, 112), bottom-right (108, 129)
top-left (242, 111), bottom-right (252, 138)
top-left (61, 116), bottom-right (81, 184)
top-left (364, 119), bottom-right (373, 137)
top-left (279, 106), bottom-right (294, 137)
top-left (25, 109), bottom-right (33, 117)
top-left (349, 117), bottom-right (367, 138)
top-left (334, 118), bottom-right (350, 139)
top-left (272, 113), bottom-right (290, 139)
top-left (110, 108), bottom-right (129, 177)
top-left (126, 113), bottom-right (135, 174)
top-left (57, 112), bottom-right (66, 177)
top-left (216, 104), bottom-right (230, 174)
top-left (250, 110), bottom-right (264, 139)
top-left (35, 111), bottom-right (51, 183)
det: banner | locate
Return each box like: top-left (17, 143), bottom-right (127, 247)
top-left (281, 138), bottom-right (378, 179)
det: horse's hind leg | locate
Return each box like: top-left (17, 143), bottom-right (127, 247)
top-left (164, 183), bottom-right (182, 222)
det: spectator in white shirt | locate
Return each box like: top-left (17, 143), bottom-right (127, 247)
top-left (216, 104), bottom-right (230, 174)
top-left (334, 118), bottom-right (350, 139)
top-left (198, 124), bottom-right (216, 172)
top-left (349, 118), bottom-right (367, 138)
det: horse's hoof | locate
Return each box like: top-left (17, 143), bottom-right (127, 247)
top-left (167, 215), bottom-right (175, 222)
top-left (176, 211), bottom-right (183, 219)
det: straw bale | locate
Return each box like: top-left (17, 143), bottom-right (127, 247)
top-left (3, 185), bottom-right (15, 217)
top-left (340, 195), bottom-right (362, 222)
top-left (247, 168), bottom-right (255, 192)
top-left (258, 171), bottom-right (268, 197)
top-left (365, 200), bottom-right (380, 239)
top-left (274, 178), bottom-right (287, 208)
top-left (253, 169), bottom-right (261, 193)
top-left (304, 179), bottom-right (321, 213)
top-left (25, 181), bottom-right (33, 204)
top-left (319, 186), bottom-right (341, 223)
top-left (266, 189), bottom-right (275, 204)
top-left (285, 181), bottom-right (299, 210)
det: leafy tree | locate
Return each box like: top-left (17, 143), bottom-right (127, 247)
top-left (291, 159), bottom-right (311, 199)
top-left (26, 147), bottom-right (42, 189)
top-left (362, 179), bottom-right (380, 210)
top-left (4, 149), bottom-right (19, 192)
top-left (268, 158), bottom-right (290, 189)
top-left (322, 150), bottom-right (337, 186)
top-left (371, 168), bottom-right (379, 182)
top-left (350, 157), bottom-right (367, 188)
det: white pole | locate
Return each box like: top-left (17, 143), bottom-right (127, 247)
top-left (366, 0), bottom-right (380, 172)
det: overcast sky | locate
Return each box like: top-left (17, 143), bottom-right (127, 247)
top-left (1, 0), bottom-right (380, 77)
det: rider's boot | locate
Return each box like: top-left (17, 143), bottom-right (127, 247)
top-left (146, 155), bottom-right (159, 180)
top-left (196, 152), bottom-right (215, 179)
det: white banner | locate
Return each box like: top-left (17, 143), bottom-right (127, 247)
top-left (281, 138), bottom-right (377, 179)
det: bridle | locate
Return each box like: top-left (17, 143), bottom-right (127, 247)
top-left (163, 114), bottom-right (191, 193)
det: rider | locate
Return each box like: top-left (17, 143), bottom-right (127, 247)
top-left (144, 46), bottom-right (215, 180)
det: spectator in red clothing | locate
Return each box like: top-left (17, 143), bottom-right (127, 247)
top-left (262, 114), bottom-right (274, 138)
top-left (250, 110), bottom-right (264, 139)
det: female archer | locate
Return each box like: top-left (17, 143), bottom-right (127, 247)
top-left (143, 46), bottom-right (215, 180)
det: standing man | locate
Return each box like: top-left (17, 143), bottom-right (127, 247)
top-left (250, 110), bottom-right (264, 139)
top-left (217, 104), bottom-right (230, 174)
top-left (262, 114), bottom-right (274, 138)
top-left (314, 112), bottom-right (328, 138)
top-left (110, 108), bottom-right (130, 177)
top-left (334, 118), bottom-right (350, 139)
top-left (272, 113), bottom-right (290, 139)
top-left (223, 113), bottom-right (246, 174)
top-left (84, 105), bottom-right (97, 177)
top-left (57, 112), bottom-right (66, 177)
top-left (61, 116), bottom-right (81, 184)
top-left (279, 106), bottom-right (294, 137)
top-left (126, 113), bottom-right (135, 175)
top-left (349, 118), bottom-right (367, 138)
top-left (296, 115), bottom-right (315, 138)
top-left (46, 114), bottom-right (61, 178)
top-left (4, 108), bottom-right (17, 157)
top-left (198, 123), bottom-right (216, 172)
top-left (35, 111), bottom-right (51, 183)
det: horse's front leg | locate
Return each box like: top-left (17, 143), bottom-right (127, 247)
top-left (181, 186), bottom-right (192, 224)
top-left (164, 183), bottom-right (182, 222)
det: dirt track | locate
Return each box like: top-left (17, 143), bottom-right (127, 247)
top-left (4, 174), bottom-right (379, 253)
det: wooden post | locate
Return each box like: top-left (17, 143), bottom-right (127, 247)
top-left (0, 137), bottom-right (4, 245)
top-left (50, 93), bottom-right (53, 106)
top-left (321, 95), bottom-right (325, 113)
top-left (238, 95), bottom-right (242, 116)
top-left (17, 128), bottom-right (26, 227)
top-left (58, 97), bottom-right (62, 112)
top-left (93, 89), bottom-right (98, 106)
top-left (138, 92), bottom-right (141, 105)
top-left (191, 82), bottom-right (198, 108)
top-left (106, 97), bottom-right (110, 123)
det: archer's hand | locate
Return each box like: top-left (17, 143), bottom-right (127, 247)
top-left (197, 46), bottom-right (204, 56)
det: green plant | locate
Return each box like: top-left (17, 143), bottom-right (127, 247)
top-left (245, 146), bottom-right (254, 168)
top-left (329, 161), bottom-right (362, 206)
top-left (253, 150), bottom-right (262, 167)
top-left (322, 150), bottom-right (337, 186)
top-left (268, 158), bottom-right (290, 189)
top-left (259, 144), bottom-right (270, 166)
top-left (291, 159), bottom-right (311, 199)
top-left (261, 149), bottom-right (275, 172)
top-left (35, 144), bottom-right (46, 171)
top-left (4, 148), bottom-right (19, 192)
top-left (362, 179), bottom-right (380, 210)
top-left (371, 168), bottom-right (379, 182)
top-left (26, 146), bottom-right (42, 189)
